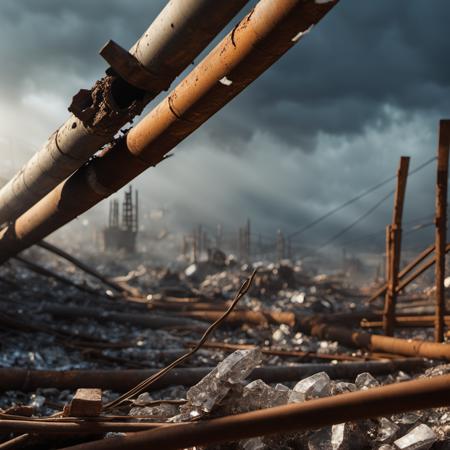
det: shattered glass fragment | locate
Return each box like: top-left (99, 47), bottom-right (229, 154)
top-left (179, 348), bottom-right (262, 418)
top-left (240, 437), bottom-right (266, 450)
top-left (308, 422), bottom-right (365, 450)
top-left (376, 417), bottom-right (399, 443)
top-left (391, 412), bottom-right (420, 426)
top-left (30, 394), bottom-right (46, 410)
top-left (239, 379), bottom-right (289, 412)
top-left (289, 372), bottom-right (331, 403)
top-left (393, 424), bottom-right (437, 450)
top-left (355, 372), bottom-right (380, 390)
top-left (331, 382), bottom-right (357, 396)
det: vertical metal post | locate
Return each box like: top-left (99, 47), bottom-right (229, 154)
top-left (238, 227), bottom-right (244, 261)
top-left (216, 224), bottom-right (223, 249)
top-left (435, 120), bottom-right (450, 342)
top-left (246, 219), bottom-right (251, 263)
top-left (108, 200), bottom-right (113, 228)
top-left (134, 189), bottom-right (139, 233)
top-left (197, 225), bottom-right (203, 259)
top-left (277, 229), bottom-right (285, 262)
top-left (192, 231), bottom-right (198, 263)
top-left (202, 230), bottom-right (208, 256)
top-left (383, 156), bottom-right (410, 336)
top-left (182, 235), bottom-right (188, 260)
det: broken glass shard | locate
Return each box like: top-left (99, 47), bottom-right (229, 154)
top-left (289, 372), bottom-right (331, 403)
top-left (355, 372), bottom-right (380, 390)
top-left (393, 423), bottom-right (437, 450)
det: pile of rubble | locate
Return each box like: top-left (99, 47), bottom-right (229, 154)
top-left (0, 249), bottom-right (449, 449)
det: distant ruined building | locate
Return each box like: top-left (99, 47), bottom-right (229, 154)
top-left (103, 186), bottom-right (139, 253)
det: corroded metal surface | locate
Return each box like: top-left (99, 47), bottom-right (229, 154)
top-left (0, 0), bottom-right (249, 225)
top-left (0, 0), bottom-right (340, 263)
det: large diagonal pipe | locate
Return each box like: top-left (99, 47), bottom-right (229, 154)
top-left (0, 0), bottom-right (249, 225)
top-left (0, 0), bottom-right (340, 264)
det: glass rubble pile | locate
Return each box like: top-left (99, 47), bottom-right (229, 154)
top-left (1, 253), bottom-right (449, 448)
top-left (126, 349), bottom-right (445, 449)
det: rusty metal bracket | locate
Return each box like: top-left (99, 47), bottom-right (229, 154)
top-left (100, 40), bottom-right (169, 93)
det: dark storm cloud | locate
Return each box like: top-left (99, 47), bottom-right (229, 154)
top-left (199, 0), bottom-right (450, 152)
top-left (2, 0), bottom-right (449, 147)
top-left (0, 0), bottom-right (167, 98)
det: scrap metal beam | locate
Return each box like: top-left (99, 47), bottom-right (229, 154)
top-left (0, 359), bottom-right (425, 392)
top-left (60, 374), bottom-right (450, 450)
top-left (0, 0), bottom-right (340, 263)
top-left (0, 0), bottom-right (250, 225)
top-left (298, 319), bottom-right (450, 360)
top-left (434, 120), bottom-right (450, 341)
top-left (368, 242), bottom-right (450, 304)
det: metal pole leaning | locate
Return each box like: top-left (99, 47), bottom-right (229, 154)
top-left (435, 120), bottom-right (450, 342)
top-left (383, 156), bottom-right (410, 336)
top-left (0, 0), bottom-right (340, 264)
top-left (0, 0), bottom-right (250, 225)
top-left (36, 240), bottom-right (131, 295)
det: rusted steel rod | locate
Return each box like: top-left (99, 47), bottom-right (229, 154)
top-left (13, 256), bottom-right (104, 297)
top-left (150, 299), bottom-right (233, 312)
top-left (0, 0), bottom-right (250, 225)
top-left (369, 242), bottom-right (450, 305)
top-left (313, 311), bottom-right (450, 328)
top-left (0, 419), bottom-right (166, 434)
top-left (368, 243), bottom-right (435, 303)
top-left (42, 305), bottom-right (207, 329)
top-left (36, 240), bottom-right (131, 295)
top-left (298, 319), bottom-right (450, 360)
top-left (0, 359), bottom-right (424, 392)
top-left (0, 434), bottom-right (31, 450)
top-left (383, 156), bottom-right (409, 336)
top-left (0, 0), bottom-right (340, 263)
top-left (174, 310), bottom-right (296, 327)
top-left (396, 245), bottom-right (449, 292)
top-left (434, 120), bottom-right (450, 342)
top-left (362, 317), bottom-right (450, 329)
top-left (60, 374), bottom-right (450, 450)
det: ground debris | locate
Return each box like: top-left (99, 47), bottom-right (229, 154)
top-left (1, 251), bottom-right (450, 449)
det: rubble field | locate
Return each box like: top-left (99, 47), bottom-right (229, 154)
top-left (1, 247), bottom-right (450, 450)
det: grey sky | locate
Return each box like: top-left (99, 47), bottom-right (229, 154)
top-left (0, 1), bottom-right (449, 256)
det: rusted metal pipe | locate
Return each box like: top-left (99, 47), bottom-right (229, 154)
top-left (36, 240), bottom-right (131, 295)
top-left (60, 374), bottom-right (450, 450)
top-left (362, 315), bottom-right (450, 329)
top-left (368, 243), bottom-right (435, 303)
top-left (0, 419), bottom-right (166, 434)
top-left (369, 242), bottom-right (450, 305)
top-left (0, 0), bottom-right (250, 225)
top-left (434, 120), bottom-right (450, 341)
top-left (298, 319), bottom-right (450, 360)
top-left (0, 0), bottom-right (340, 263)
top-left (13, 256), bottom-right (104, 297)
top-left (174, 310), bottom-right (296, 327)
top-left (0, 359), bottom-right (425, 392)
top-left (42, 305), bottom-right (207, 329)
